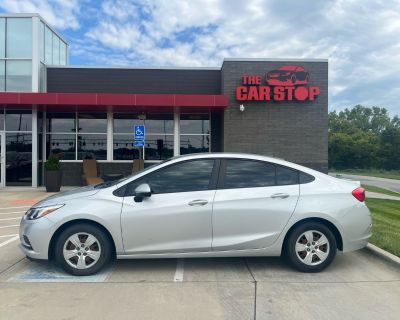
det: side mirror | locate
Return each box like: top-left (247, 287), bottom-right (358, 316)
top-left (134, 183), bottom-right (152, 202)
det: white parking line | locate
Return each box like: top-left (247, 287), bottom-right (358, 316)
top-left (0, 206), bottom-right (31, 210)
top-left (174, 258), bottom-right (185, 282)
top-left (0, 234), bottom-right (18, 238)
top-left (0, 224), bottom-right (20, 229)
top-left (0, 217), bottom-right (20, 221)
top-left (0, 235), bottom-right (19, 248)
top-left (0, 211), bottom-right (26, 215)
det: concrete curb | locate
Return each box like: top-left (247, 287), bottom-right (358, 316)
top-left (365, 243), bottom-right (400, 266)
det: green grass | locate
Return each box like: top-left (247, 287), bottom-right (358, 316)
top-left (363, 185), bottom-right (400, 198)
top-left (366, 198), bottom-right (400, 257)
top-left (331, 169), bottom-right (400, 180)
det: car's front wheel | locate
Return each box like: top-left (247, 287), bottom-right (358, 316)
top-left (55, 223), bottom-right (111, 276)
top-left (285, 222), bottom-right (337, 272)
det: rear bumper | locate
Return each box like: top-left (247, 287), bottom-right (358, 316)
top-left (341, 204), bottom-right (372, 253)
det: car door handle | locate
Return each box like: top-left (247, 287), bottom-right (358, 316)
top-left (188, 199), bottom-right (208, 206)
top-left (271, 193), bottom-right (290, 199)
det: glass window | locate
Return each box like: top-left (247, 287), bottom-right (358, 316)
top-left (223, 159), bottom-right (276, 189)
top-left (46, 113), bottom-right (75, 132)
top-left (78, 113), bottom-right (107, 133)
top-left (300, 172), bottom-right (315, 184)
top-left (6, 18), bottom-right (32, 58)
top-left (39, 21), bottom-right (45, 62)
top-left (180, 135), bottom-right (210, 154)
top-left (78, 134), bottom-right (107, 160)
top-left (0, 18), bottom-right (5, 58)
top-left (0, 60), bottom-right (5, 91)
top-left (113, 135), bottom-right (140, 160)
top-left (60, 41), bottom-right (66, 65)
top-left (145, 114), bottom-right (173, 133)
top-left (46, 134), bottom-right (76, 160)
top-left (113, 113), bottom-right (142, 133)
top-left (145, 135), bottom-right (174, 160)
top-left (45, 26), bottom-right (52, 64)
top-left (276, 166), bottom-right (299, 185)
top-left (5, 110), bottom-right (32, 131)
top-left (127, 159), bottom-right (215, 195)
top-left (6, 60), bottom-right (32, 92)
top-left (52, 34), bottom-right (60, 64)
top-left (180, 114), bottom-right (210, 134)
top-left (6, 133), bottom-right (32, 186)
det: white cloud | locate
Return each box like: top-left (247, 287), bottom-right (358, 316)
top-left (1, 0), bottom-right (400, 114)
top-left (0, 0), bottom-right (81, 30)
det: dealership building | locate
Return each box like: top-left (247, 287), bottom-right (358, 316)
top-left (0, 13), bottom-right (328, 188)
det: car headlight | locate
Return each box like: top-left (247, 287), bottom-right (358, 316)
top-left (25, 204), bottom-right (64, 220)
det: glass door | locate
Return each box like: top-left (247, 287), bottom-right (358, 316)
top-left (0, 133), bottom-right (4, 187)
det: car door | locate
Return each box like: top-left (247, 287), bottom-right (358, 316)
top-left (120, 159), bottom-right (218, 254)
top-left (212, 159), bottom-right (300, 251)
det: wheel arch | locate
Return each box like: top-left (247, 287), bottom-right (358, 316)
top-left (282, 217), bottom-right (343, 254)
top-left (48, 219), bottom-right (117, 261)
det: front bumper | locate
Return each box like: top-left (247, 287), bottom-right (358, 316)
top-left (19, 216), bottom-right (55, 260)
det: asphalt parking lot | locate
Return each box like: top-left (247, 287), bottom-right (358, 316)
top-left (0, 190), bottom-right (399, 320)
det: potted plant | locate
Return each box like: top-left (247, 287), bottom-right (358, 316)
top-left (44, 154), bottom-right (62, 192)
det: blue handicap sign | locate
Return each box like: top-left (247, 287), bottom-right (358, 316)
top-left (134, 124), bottom-right (145, 140)
top-left (134, 140), bottom-right (145, 147)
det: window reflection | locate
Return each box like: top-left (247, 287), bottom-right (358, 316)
top-left (180, 135), bottom-right (210, 154)
top-left (5, 60), bottom-right (32, 92)
top-left (77, 134), bottom-right (107, 160)
top-left (113, 135), bottom-right (140, 160)
top-left (6, 133), bottom-right (32, 186)
top-left (5, 110), bottom-right (32, 131)
top-left (6, 18), bottom-right (32, 58)
top-left (78, 113), bottom-right (107, 133)
top-left (46, 134), bottom-right (76, 160)
top-left (145, 135), bottom-right (174, 160)
top-left (46, 113), bottom-right (75, 132)
top-left (128, 159), bottom-right (214, 194)
top-left (180, 114), bottom-right (210, 134)
top-left (146, 114), bottom-right (173, 134)
top-left (224, 160), bottom-right (276, 189)
top-left (113, 114), bottom-right (141, 134)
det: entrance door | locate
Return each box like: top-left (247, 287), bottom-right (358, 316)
top-left (0, 133), bottom-right (4, 187)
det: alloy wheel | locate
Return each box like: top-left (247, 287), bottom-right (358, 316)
top-left (63, 232), bottom-right (101, 270)
top-left (295, 230), bottom-right (330, 266)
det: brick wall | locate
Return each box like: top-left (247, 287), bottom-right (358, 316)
top-left (221, 59), bottom-right (328, 172)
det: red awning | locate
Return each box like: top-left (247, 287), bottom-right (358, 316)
top-left (0, 92), bottom-right (228, 112)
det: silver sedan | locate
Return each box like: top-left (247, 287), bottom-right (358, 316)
top-left (19, 153), bottom-right (372, 276)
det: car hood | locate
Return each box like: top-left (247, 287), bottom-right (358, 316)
top-left (33, 186), bottom-right (101, 207)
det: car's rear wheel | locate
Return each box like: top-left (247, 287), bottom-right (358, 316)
top-left (55, 223), bottom-right (111, 276)
top-left (285, 222), bottom-right (336, 272)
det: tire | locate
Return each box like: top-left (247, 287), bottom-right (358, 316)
top-left (55, 223), bottom-right (111, 276)
top-left (285, 222), bottom-right (337, 272)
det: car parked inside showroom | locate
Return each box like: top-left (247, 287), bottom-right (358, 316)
top-left (19, 153), bottom-right (371, 276)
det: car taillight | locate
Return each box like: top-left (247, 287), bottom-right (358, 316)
top-left (352, 187), bottom-right (365, 202)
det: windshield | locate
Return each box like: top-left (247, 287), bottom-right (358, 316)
top-left (93, 158), bottom-right (175, 189)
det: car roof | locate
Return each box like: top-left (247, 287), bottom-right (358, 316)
top-left (277, 65), bottom-right (304, 71)
top-left (168, 153), bottom-right (323, 176)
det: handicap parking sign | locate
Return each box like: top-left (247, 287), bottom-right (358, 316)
top-left (134, 125), bottom-right (145, 140)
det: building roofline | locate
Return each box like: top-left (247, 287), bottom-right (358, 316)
top-left (223, 58), bottom-right (328, 63)
top-left (46, 64), bottom-right (221, 71)
top-left (0, 12), bottom-right (68, 44)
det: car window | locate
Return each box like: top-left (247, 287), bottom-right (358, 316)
top-left (276, 166), bottom-right (299, 185)
top-left (223, 159), bottom-right (276, 189)
top-left (299, 172), bottom-right (315, 184)
top-left (124, 159), bottom-right (215, 196)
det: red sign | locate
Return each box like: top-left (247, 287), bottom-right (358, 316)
top-left (236, 65), bottom-right (320, 101)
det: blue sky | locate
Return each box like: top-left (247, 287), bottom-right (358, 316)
top-left (0, 0), bottom-right (399, 116)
